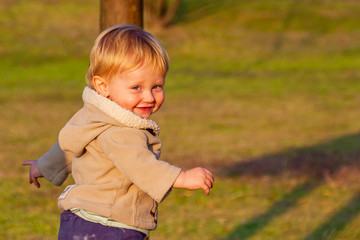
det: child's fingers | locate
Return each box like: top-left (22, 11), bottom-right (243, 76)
top-left (200, 168), bottom-right (214, 194)
top-left (202, 186), bottom-right (210, 196)
top-left (203, 168), bottom-right (214, 182)
top-left (23, 160), bottom-right (41, 188)
top-left (202, 174), bottom-right (212, 187)
top-left (30, 173), bottom-right (41, 188)
top-left (209, 178), bottom-right (214, 189)
top-left (32, 177), bottom-right (41, 188)
top-left (22, 160), bottom-right (31, 166)
top-left (202, 178), bottom-right (214, 196)
top-left (205, 171), bottom-right (214, 187)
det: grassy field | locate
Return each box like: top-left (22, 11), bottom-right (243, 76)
top-left (1, 0), bottom-right (360, 239)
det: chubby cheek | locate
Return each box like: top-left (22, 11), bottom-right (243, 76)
top-left (110, 95), bottom-right (137, 112)
top-left (154, 92), bottom-right (165, 112)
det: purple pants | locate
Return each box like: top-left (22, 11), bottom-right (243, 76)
top-left (58, 210), bottom-right (146, 240)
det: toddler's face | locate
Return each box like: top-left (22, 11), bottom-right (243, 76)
top-left (106, 65), bottom-right (165, 119)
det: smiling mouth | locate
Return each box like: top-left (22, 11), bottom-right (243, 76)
top-left (137, 107), bottom-right (152, 112)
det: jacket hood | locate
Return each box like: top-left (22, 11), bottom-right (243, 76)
top-left (58, 87), bottom-right (160, 157)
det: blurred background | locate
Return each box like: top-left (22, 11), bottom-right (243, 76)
top-left (1, 0), bottom-right (360, 239)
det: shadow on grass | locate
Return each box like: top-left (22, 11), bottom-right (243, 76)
top-left (220, 132), bottom-right (360, 240)
top-left (226, 181), bottom-right (320, 240)
top-left (303, 191), bottom-right (360, 240)
top-left (221, 132), bottom-right (360, 179)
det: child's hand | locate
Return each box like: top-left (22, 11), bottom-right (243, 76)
top-left (22, 160), bottom-right (43, 188)
top-left (173, 167), bottom-right (214, 195)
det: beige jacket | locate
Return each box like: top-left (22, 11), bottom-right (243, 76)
top-left (37, 87), bottom-right (181, 230)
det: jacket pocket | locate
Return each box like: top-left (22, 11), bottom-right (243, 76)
top-left (58, 184), bottom-right (77, 200)
top-left (150, 200), bottom-right (158, 224)
top-left (136, 191), bottom-right (158, 224)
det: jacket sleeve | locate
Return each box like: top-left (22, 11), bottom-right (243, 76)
top-left (98, 127), bottom-right (181, 203)
top-left (37, 141), bottom-right (73, 186)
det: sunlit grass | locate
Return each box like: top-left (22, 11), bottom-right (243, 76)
top-left (2, 0), bottom-right (360, 239)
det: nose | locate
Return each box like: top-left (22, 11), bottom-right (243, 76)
top-left (143, 90), bottom-right (155, 103)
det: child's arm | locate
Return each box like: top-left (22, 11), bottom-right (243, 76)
top-left (172, 167), bottom-right (214, 195)
top-left (22, 141), bottom-right (72, 188)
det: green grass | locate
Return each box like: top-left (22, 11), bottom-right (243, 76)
top-left (2, 0), bottom-right (360, 239)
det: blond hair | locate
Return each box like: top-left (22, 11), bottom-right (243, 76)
top-left (86, 25), bottom-right (169, 88)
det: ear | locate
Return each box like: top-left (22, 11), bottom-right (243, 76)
top-left (92, 76), bottom-right (109, 98)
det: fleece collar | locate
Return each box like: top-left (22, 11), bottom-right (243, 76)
top-left (82, 87), bottom-right (160, 136)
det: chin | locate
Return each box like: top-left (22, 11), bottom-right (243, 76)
top-left (137, 113), bottom-right (151, 119)
top-left (134, 109), bottom-right (153, 119)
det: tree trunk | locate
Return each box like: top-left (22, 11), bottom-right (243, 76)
top-left (100, 0), bottom-right (143, 31)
